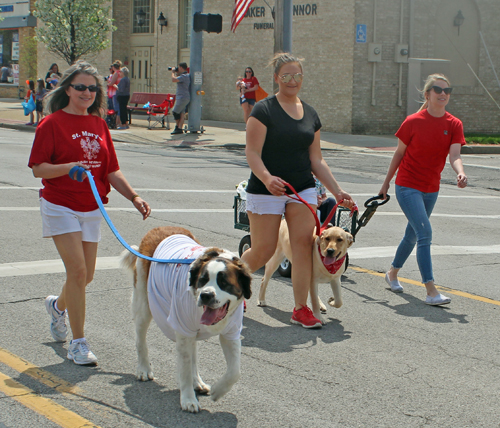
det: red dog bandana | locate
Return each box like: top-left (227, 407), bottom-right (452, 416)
top-left (318, 246), bottom-right (346, 274)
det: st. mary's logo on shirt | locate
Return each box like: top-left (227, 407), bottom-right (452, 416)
top-left (72, 131), bottom-right (103, 167)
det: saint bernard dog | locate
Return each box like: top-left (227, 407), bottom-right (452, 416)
top-left (120, 226), bottom-right (252, 413)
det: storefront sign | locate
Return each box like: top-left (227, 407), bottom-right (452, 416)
top-left (0, 5), bottom-right (14, 13)
top-left (245, 3), bottom-right (318, 19)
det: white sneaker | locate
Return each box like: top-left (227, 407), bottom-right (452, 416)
top-left (45, 295), bottom-right (67, 342)
top-left (67, 339), bottom-right (98, 365)
top-left (425, 293), bottom-right (451, 306)
top-left (385, 273), bottom-right (404, 293)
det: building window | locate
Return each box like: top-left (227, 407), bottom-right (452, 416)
top-left (179, 0), bottom-right (192, 49)
top-left (0, 30), bottom-right (19, 84)
top-left (132, 0), bottom-right (153, 34)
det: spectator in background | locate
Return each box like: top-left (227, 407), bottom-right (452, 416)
top-left (45, 63), bottom-right (62, 90)
top-left (1, 63), bottom-right (12, 83)
top-left (35, 78), bottom-right (48, 125)
top-left (170, 62), bottom-right (190, 135)
top-left (116, 67), bottom-right (130, 130)
top-left (25, 79), bottom-right (35, 126)
top-left (236, 67), bottom-right (259, 125)
top-left (107, 62), bottom-right (121, 126)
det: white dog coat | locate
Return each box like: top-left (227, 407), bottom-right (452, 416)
top-left (147, 234), bottom-right (244, 342)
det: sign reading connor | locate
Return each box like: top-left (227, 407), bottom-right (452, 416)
top-left (246, 3), bottom-right (318, 30)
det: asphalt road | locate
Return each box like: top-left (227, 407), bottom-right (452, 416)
top-left (1, 128), bottom-right (499, 428)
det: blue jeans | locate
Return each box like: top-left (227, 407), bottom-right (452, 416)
top-left (392, 185), bottom-right (439, 284)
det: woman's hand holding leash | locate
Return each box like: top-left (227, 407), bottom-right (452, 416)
top-left (265, 175), bottom-right (287, 196)
top-left (68, 164), bottom-right (89, 181)
top-left (336, 190), bottom-right (355, 209)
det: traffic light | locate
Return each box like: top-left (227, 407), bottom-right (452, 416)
top-left (193, 12), bottom-right (223, 33)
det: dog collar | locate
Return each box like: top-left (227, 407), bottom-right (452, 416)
top-left (318, 245), bottom-right (346, 274)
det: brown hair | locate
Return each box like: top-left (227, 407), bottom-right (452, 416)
top-left (43, 60), bottom-right (106, 116)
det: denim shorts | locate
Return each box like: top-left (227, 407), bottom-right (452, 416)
top-left (240, 98), bottom-right (256, 106)
top-left (40, 198), bottom-right (102, 242)
top-left (246, 188), bottom-right (316, 215)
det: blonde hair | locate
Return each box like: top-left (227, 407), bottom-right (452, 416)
top-left (418, 73), bottom-right (451, 112)
top-left (268, 52), bottom-right (304, 76)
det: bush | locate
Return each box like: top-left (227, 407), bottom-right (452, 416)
top-left (464, 133), bottom-right (500, 145)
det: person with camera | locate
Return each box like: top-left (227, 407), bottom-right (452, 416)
top-left (170, 63), bottom-right (190, 135)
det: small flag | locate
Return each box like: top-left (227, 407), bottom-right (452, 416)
top-left (231, 0), bottom-right (255, 32)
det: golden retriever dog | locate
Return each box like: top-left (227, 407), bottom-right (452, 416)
top-left (259, 220), bottom-right (353, 324)
top-left (120, 226), bottom-right (252, 413)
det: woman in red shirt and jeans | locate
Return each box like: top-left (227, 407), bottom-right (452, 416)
top-left (379, 73), bottom-right (468, 306)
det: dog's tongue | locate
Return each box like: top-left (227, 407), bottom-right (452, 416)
top-left (200, 303), bottom-right (229, 325)
top-left (323, 256), bottom-right (337, 266)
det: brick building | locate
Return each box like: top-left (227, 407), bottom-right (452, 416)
top-left (2, 0), bottom-right (499, 134)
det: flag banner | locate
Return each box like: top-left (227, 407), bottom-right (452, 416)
top-left (231, 0), bottom-right (255, 32)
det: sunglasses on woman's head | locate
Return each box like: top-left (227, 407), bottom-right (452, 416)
top-left (70, 84), bottom-right (99, 92)
top-left (430, 86), bottom-right (452, 95)
top-left (279, 73), bottom-right (303, 83)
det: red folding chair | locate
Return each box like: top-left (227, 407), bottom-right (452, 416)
top-left (147, 94), bottom-right (176, 130)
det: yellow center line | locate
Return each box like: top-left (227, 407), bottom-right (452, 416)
top-left (0, 347), bottom-right (82, 394)
top-left (350, 265), bottom-right (500, 307)
top-left (0, 371), bottom-right (100, 428)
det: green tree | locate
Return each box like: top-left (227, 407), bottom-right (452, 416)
top-left (34, 0), bottom-right (116, 65)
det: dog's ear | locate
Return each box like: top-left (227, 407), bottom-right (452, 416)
top-left (232, 257), bottom-right (252, 300)
top-left (188, 247), bottom-right (224, 288)
top-left (345, 232), bottom-right (354, 247)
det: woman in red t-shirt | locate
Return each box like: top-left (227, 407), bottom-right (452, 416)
top-left (28, 61), bottom-right (151, 365)
top-left (379, 73), bottom-right (468, 306)
top-left (236, 67), bottom-right (259, 124)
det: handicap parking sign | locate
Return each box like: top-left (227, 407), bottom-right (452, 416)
top-left (356, 24), bottom-right (367, 43)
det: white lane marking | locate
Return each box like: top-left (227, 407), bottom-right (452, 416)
top-left (2, 187), bottom-right (500, 200)
top-left (2, 244), bottom-right (500, 277)
top-left (0, 257), bottom-right (120, 277)
top-left (350, 245), bottom-right (500, 259)
top-left (0, 207), bottom-right (233, 213)
top-left (1, 208), bottom-right (498, 219)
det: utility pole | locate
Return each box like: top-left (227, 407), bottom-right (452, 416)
top-left (187, 0), bottom-right (204, 133)
top-left (273, 0), bottom-right (293, 91)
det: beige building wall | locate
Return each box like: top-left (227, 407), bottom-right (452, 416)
top-left (24, 0), bottom-right (499, 134)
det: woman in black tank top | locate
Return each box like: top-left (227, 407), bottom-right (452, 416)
top-left (241, 53), bottom-right (354, 329)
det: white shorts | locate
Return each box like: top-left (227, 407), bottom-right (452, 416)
top-left (40, 198), bottom-right (102, 242)
top-left (246, 188), bottom-right (317, 215)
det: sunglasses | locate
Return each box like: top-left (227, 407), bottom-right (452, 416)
top-left (430, 86), bottom-right (453, 95)
top-left (70, 84), bottom-right (99, 92)
top-left (245, 70), bottom-right (252, 73)
top-left (279, 73), bottom-right (303, 83)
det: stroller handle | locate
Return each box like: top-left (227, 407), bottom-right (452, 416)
top-left (364, 194), bottom-right (390, 208)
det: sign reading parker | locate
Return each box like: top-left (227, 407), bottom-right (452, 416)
top-left (247, 3), bottom-right (318, 30)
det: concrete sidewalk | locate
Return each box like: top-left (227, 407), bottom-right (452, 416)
top-left (1, 97), bottom-right (497, 153)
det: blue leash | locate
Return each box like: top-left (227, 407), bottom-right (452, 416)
top-left (69, 166), bottom-right (194, 264)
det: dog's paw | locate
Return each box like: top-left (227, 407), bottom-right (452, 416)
top-left (328, 297), bottom-right (343, 308)
top-left (257, 300), bottom-right (267, 307)
top-left (194, 381), bottom-right (211, 395)
top-left (181, 395), bottom-right (201, 413)
top-left (319, 301), bottom-right (327, 314)
top-left (314, 312), bottom-right (327, 325)
top-left (136, 365), bottom-right (154, 381)
top-left (210, 383), bottom-right (229, 402)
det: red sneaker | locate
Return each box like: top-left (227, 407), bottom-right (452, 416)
top-left (290, 306), bottom-right (322, 329)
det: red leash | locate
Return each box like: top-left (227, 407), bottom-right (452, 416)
top-left (283, 182), bottom-right (358, 236)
